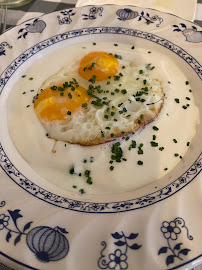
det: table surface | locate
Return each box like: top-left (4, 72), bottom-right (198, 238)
top-left (0, 0), bottom-right (202, 269)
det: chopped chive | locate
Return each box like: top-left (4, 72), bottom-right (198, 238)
top-left (121, 89), bottom-right (127, 95)
top-left (182, 105), bottom-right (187, 109)
top-left (150, 141), bottom-right (158, 147)
top-left (159, 147), bottom-right (164, 151)
top-left (93, 42), bottom-right (96, 45)
top-left (114, 44), bottom-right (118, 46)
top-left (131, 46), bottom-right (135, 50)
top-left (29, 77), bottom-right (33, 80)
top-left (82, 103), bottom-right (88, 108)
top-left (186, 97), bottom-right (190, 100)
top-left (174, 153), bottom-right (179, 157)
top-left (26, 105), bottom-right (30, 108)
top-left (69, 166), bottom-right (74, 174)
top-left (110, 166), bottom-right (114, 171)
top-left (187, 142), bottom-right (190, 146)
top-left (73, 185), bottom-right (77, 189)
top-left (139, 70), bottom-right (144, 74)
top-left (23, 92), bottom-right (26, 94)
top-left (173, 139), bottom-right (177, 143)
top-left (60, 92), bottom-right (64, 96)
top-left (68, 92), bottom-right (72, 99)
top-left (22, 75), bottom-right (26, 78)
top-left (153, 126), bottom-right (159, 131)
top-left (137, 160), bottom-right (143, 165)
top-left (185, 81), bottom-right (189, 85)
top-left (164, 168), bottom-right (168, 171)
top-left (175, 98), bottom-right (180, 103)
top-left (79, 189), bottom-right (85, 194)
top-left (153, 135), bottom-right (156, 140)
top-left (67, 111), bottom-right (71, 115)
top-left (110, 133), bottom-right (114, 137)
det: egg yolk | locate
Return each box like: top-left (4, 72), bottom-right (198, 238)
top-left (34, 83), bottom-right (90, 122)
top-left (78, 52), bottom-right (120, 81)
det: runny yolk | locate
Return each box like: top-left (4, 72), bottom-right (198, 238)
top-left (34, 83), bottom-right (90, 122)
top-left (78, 52), bottom-right (120, 81)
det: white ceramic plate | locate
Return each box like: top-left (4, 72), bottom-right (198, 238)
top-left (0, 5), bottom-right (201, 270)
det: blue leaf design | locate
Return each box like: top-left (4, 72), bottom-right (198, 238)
top-left (158, 246), bottom-right (168, 255)
top-left (71, 13), bottom-right (76, 16)
top-left (146, 13), bottom-right (149, 17)
top-left (33, 19), bottom-right (38, 23)
top-left (129, 243), bottom-right (141, 250)
top-left (173, 29), bottom-right (182, 32)
top-left (17, 35), bottom-right (22, 40)
top-left (172, 25), bottom-right (179, 27)
top-left (141, 11), bottom-right (144, 16)
top-left (6, 231), bottom-right (12, 242)
top-left (138, 17), bottom-right (142, 21)
top-left (14, 234), bottom-right (21, 246)
top-left (114, 240), bottom-right (126, 246)
top-left (180, 23), bottom-right (187, 28)
top-left (23, 32), bottom-right (28, 39)
top-left (127, 233), bottom-right (138, 240)
top-left (18, 29), bottom-right (24, 33)
top-left (111, 232), bottom-right (123, 239)
top-left (179, 248), bottom-right (191, 256)
top-left (8, 210), bottom-right (22, 228)
top-left (174, 243), bottom-right (183, 251)
top-left (23, 222), bottom-right (33, 232)
top-left (192, 26), bottom-right (197, 30)
top-left (166, 255), bottom-right (175, 266)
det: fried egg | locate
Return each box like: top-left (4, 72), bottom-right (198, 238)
top-left (34, 51), bottom-right (164, 145)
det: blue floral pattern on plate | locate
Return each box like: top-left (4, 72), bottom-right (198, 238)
top-left (98, 232), bottom-right (141, 269)
top-left (57, 9), bottom-right (76, 25)
top-left (158, 217), bottom-right (193, 267)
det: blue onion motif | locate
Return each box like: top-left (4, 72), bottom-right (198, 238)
top-left (116, 9), bottom-right (138, 21)
top-left (0, 206), bottom-right (70, 264)
top-left (26, 226), bottom-right (69, 262)
top-left (18, 19), bottom-right (46, 39)
top-left (173, 24), bottom-right (202, 43)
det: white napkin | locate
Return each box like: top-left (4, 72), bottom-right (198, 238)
top-left (76, 0), bottom-right (197, 21)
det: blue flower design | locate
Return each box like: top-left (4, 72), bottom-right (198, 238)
top-left (158, 217), bottom-right (193, 267)
top-left (98, 232), bottom-right (141, 269)
top-left (161, 221), bottom-right (181, 240)
top-left (108, 249), bottom-right (128, 270)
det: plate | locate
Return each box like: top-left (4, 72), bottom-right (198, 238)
top-left (0, 5), bottom-right (201, 270)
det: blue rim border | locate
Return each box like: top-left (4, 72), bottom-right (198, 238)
top-left (0, 26), bottom-right (201, 214)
